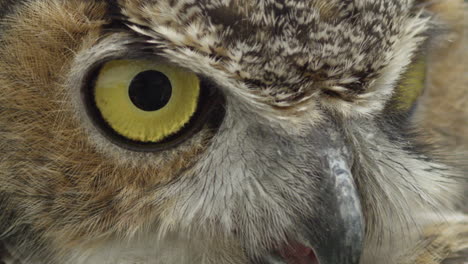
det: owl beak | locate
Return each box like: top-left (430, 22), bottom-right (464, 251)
top-left (255, 129), bottom-right (365, 264)
top-left (304, 144), bottom-right (365, 264)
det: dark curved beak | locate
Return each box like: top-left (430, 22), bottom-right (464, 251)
top-left (253, 127), bottom-right (365, 264)
top-left (308, 132), bottom-right (365, 264)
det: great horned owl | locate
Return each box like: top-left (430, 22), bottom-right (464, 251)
top-left (0, 0), bottom-right (466, 264)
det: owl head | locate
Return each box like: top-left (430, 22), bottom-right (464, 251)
top-left (0, 0), bottom-right (465, 264)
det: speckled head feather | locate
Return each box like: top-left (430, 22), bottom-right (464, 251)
top-left (119, 0), bottom-right (429, 119)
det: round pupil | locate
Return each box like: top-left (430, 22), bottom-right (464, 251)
top-left (128, 70), bottom-right (172, 111)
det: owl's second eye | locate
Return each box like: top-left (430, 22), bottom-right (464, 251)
top-left (85, 59), bottom-right (213, 151)
top-left (393, 55), bottom-right (426, 111)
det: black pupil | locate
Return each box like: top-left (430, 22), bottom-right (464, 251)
top-left (128, 70), bottom-right (172, 111)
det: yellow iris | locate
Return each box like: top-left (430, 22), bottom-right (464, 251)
top-left (94, 60), bottom-right (200, 143)
top-left (394, 56), bottom-right (426, 110)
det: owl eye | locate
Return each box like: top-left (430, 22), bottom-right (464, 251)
top-left (393, 55), bottom-right (426, 110)
top-left (85, 59), bottom-right (216, 151)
